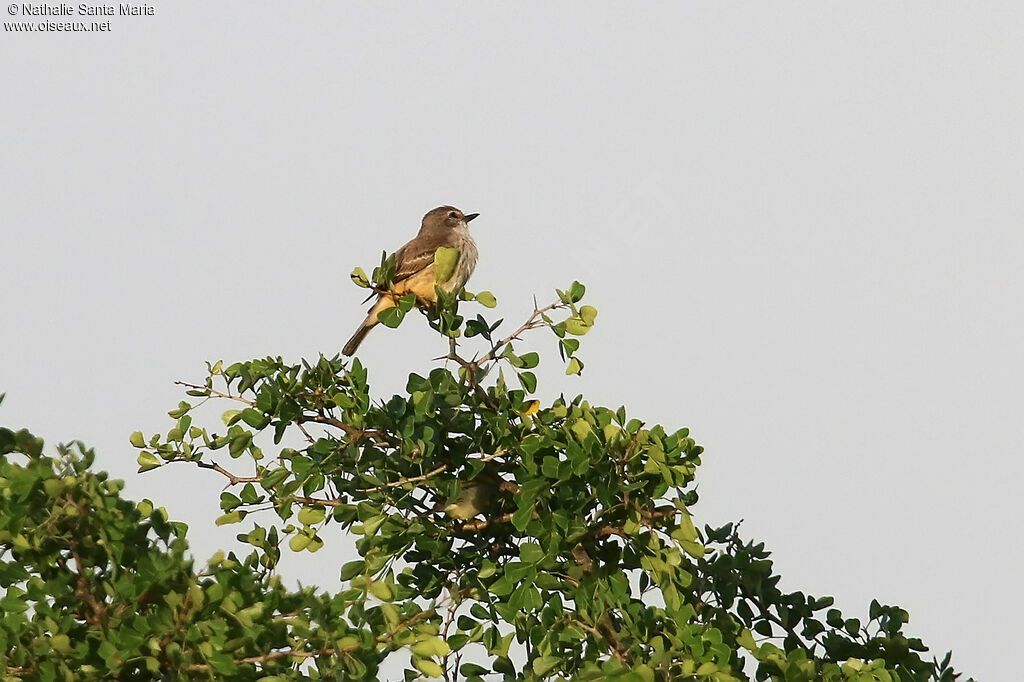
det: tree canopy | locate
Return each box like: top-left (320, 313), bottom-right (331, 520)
top-left (0, 278), bottom-right (971, 681)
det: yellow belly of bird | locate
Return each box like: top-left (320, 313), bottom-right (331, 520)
top-left (366, 263), bottom-right (463, 324)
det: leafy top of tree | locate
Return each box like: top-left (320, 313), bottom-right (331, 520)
top-left (0, 280), bottom-right (971, 681)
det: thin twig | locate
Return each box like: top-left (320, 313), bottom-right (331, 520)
top-left (569, 619), bottom-right (628, 664)
top-left (175, 381), bottom-right (255, 407)
top-left (475, 299), bottom-right (566, 368)
top-left (194, 460), bottom-right (262, 487)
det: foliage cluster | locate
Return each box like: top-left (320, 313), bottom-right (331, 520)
top-left (0, 283), bottom-right (969, 681)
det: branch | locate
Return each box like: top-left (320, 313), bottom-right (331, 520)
top-left (443, 297), bottom-right (567, 374)
top-left (290, 495), bottom-right (347, 508)
top-left (194, 459), bottom-right (262, 487)
top-left (299, 414), bottom-right (401, 447)
top-left (359, 463), bottom-right (448, 492)
top-left (174, 381), bottom-right (254, 407)
top-left (187, 608), bottom-right (434, 672)
top-left (569, 618), bottom-right (628, 664)
top-left (70, 545), bottom-right (106, 627)
top-left (455, 512), bottom-right (515, 533)
top-left (358, 449), bottom-right (510, 494)
top-left (478, 298), bottom-right (566, 367)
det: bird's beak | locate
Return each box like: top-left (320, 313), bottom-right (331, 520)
top-left (464, 213), bottom-right (480, 223)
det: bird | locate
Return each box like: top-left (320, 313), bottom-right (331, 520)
top-left (443, 477), bottom-right (499, 520)
top-left (342, 206), bottom-right (479, 356)
top-left (441, 465), bottom-right (503, 520)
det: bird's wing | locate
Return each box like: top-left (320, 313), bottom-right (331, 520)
top-left (393, 237), bottom-right (441, 283)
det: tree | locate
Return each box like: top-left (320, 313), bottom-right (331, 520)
top-left (0, 277), bottom-right (971, 681)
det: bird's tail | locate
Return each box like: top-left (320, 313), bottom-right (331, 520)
top-left (342, 318), bottom-right (374, 356)
top-left (343, 294), bottom-right (398, 356)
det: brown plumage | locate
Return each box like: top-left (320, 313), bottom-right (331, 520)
top-left (342, 206), bottom-right (479, 356)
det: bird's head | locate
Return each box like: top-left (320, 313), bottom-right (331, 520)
top-left (423, 205), bottom-right (479, 231)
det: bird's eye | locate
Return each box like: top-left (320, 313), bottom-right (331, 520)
top-left (449, 211), bottom-right (459, 220)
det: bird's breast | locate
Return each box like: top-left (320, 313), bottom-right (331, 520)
top-left (443, 227), bottom-right (478, 292)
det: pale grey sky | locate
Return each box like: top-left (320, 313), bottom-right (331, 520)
top-left (3, 3), bottom-right (1021, 679)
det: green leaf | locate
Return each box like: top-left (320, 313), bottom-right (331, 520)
top-left (571, 419), bottom-right (592, 442)
top-left (512, 502), bottom-right (533, 531)
top-left (368, 580), bottom-right (393, 601)
top-left (241, 408), bottom-right (269, 429)
top-left (215, 511), bottom-right (245, 526)
top-left (569, 281), bottom-right (586, 302)
top-left (564, 317), bottom-right (591, 336)
top-left (679, 539), bottom-right (706, 559)
top-left (634, 664), bottom-right (655, 682)
top-left (533, 655), bottom-right (560, 676)
top-left (50, 634), bottom-right (74, 655)
top-left (220, 409), bottom-right (242, 426)
top-left (228, 432), bottom-right (251, 458)
top-left (434, 246), bottom-right (460, 283)
top-left (220, 492), bottom-right (242, 511)
top-left (289, 533), bottom-right (312, 552)
top-left (129, 431), bottom-right (145, 448)
top-left (340, 560), bottom-right (365, 581)
top-left (261, 468), bottom-right (290, 490)
top-left (413, 657), bottom-right (444, 678)
top-left (240, 482), bottom-right (260, 503)
top-left (518, 352), bottom-right (539, 369)
top-left (410, 637), bottom-right (449, 658)
top-left (298, 506), bottom-right (327, 526)
top-left (696, 662), bottom-right (718, 675)
top-left (377, 306), bottom-right (405, 328)
top-left (519, 542), bottom-right (544, 564)
top-left (396, 292), bottom-right (417, 313)
top-left (672, 511), bottom-right (698, 542)
top-left (137, 451), bottom-right (161, 472)
top-left (566, 357), bottom-right (583, 375)
top-left (350, 267), bottom-right (370, 287)
top-left (475, 291), bottom-right (497, 308)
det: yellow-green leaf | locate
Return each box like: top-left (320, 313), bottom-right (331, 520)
top-left (221, 409), bottom-right (242, 426)
top-left (350, 266), bottom-right (370, 287)
top-left (298, 506), bottom-right (326, 526)
top-left (50, 634), bottom-right (74, 654)
top-left (137, 451), bottom-right (161, 472)
top-left (215, 511), bottom-right (244, 526)
top-left (564, 317), bottom-right (591, 336)
top-left (532, 655), bottom-right (560, 676)
top-left (289, 533), bottom-right (312, 552)
top-left (410, 636), bottom-right (449, 658)
top-left (368, 580), bottom-right (393, 602)
top-left (633, 663), bottom-right (655, 682)
top-left (412, 657), bottom-right (444, 678)
top-left (696, 661), bottom-right (718, 675)
top-left (434, 246), bottom-right (460, 284)
top-left (672, 511), bottom-right (698, 543)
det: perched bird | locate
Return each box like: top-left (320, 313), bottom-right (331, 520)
top-left (442, 466), bottom-right (503, 520)
top-left (342, 206), bottom-right (479, 356)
